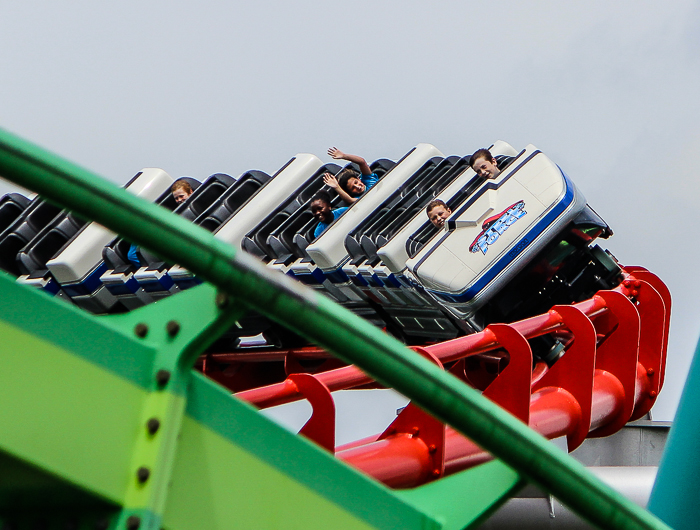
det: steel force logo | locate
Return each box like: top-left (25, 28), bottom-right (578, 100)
top-left (469, 201), bottom-right (527, 255)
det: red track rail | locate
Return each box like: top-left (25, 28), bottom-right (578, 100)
top-left (231, 267), bottom-right (670, 489)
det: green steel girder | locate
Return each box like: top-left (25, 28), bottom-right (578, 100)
top-left (0, 127), bottom-right (672, 530)
top-left (0, 272), bottom-right (497, 530)
top-left (0, 271), bottom-right (247, 529)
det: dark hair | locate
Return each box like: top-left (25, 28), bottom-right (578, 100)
top-left (171, 179), bottom-right (194, 194)
top-left (310, 190), bottom-right (332, 207)
top-left (337, 167), bottom-right (360, 193)
top-left (426, 199), bottom-right (448, 215)
top-left (469, 148), bottom-right (495, 169)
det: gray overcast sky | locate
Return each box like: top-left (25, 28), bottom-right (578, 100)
top-left (1, 1), bottom-right (698, 432)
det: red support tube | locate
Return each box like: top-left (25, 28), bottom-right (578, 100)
top-left (335, 434), bottom-right (433, 489)
top-left (335, 362), bottom-right (651, 488)
top-left (237, 286), bottom-right (623, 409)
top-left (231, 275), bottom-right (666, 489)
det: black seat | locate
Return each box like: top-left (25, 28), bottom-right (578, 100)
top-left (0, 198), bottom-right (63, 276)
top-left (267, 158), bottom-right (396, 262)
top-left (345, 157), bottom-right (458, 264)
top-left (242, 163), bottom-right (341, 261)
top-left (495, 155), bottom-right (516, 171)
top-left (17, 213), bottom-right (86, 275)
top-left (372, 157), bottom-right (472, 252)
top-left (268, 210), bottom-right (317, 261)
top-left (0, 193), bottom-right (31, 234)
top-left (101, 178), bottom-right (203, 270)
top-left (103, 239), bottom-right (138, 269)
top-left (404, 170), bottom-right (484, 258)
top-left (195, 170), bottom-right (271, 233)
top-left (157, 177), bottom-right (202, 212)
top-left (174, 174), bottom-right (235, 222)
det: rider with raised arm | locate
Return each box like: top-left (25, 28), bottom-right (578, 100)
top-left (322, 147), bottom-right (379, 205)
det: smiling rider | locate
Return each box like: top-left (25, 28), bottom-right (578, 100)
top-left (469, 148), bottom-right (501, 180)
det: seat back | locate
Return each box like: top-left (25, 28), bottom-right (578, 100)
top-left (306, 145), bottom-right (444, 272)
top-left (242, 163), bottom-right (341, 261)
top-left (194, 170), bottom-right (271, 233)
top-left (17, 214), bottom-right (86, 275)
top-left (0, 198), bottom-right (62, 275)
top-left (0, 193), bottom-right (31, 234)
top-left (174, 173), bottom-right (234, 222)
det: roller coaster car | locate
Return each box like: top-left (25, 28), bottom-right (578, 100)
top-left (403, 145), bottom-right (620, 357)
top-left (221, 143), bottom-right (619, 359)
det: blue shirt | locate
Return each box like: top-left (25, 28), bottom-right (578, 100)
top-left (361, 172), bottom-right (379, 193)
top-left (127, 244), bottom-right (141, 267)
top-left (314, 207), bottom-right (348, 238)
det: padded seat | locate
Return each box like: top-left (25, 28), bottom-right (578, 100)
top-left (267, 159), bottom-right (396, 263)
top-left (0, 199), bottom-right (63, 275)
top-left (345, 156), bottom-right (462, 264)
top-left (174, 173), bottom-right (234, 222)
top-left (242, 163), bottom-right (341, 261)
top-left (495, 155), bottom-right (515, 171)
top-left (194, 170), bottom-right (271, 233)
top-left (404, 175), bottom-right (485, 259)
top-left (0, 193), bottom-right (31, 234)
top-left (17, 213), bottom-right (86, 275)
top-left (102, 177), bottom-right (203, 270)
top-left (371, 157), bottom-right (471, 250)
top-left (268, 210), bottom-right (317, 261)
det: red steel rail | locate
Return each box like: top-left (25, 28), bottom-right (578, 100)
top-left (233, 267), bottom-right (670, 489)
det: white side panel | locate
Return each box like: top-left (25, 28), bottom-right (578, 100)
top-left (378, 141), bottom-right (519, 273)
top-left (214, 154), bottom-right (323, 248)
top-left (407, 146), bottom-right (583, 300)
top-left (307, 144), bottom-right (444, 272)
top-left (47, 168), bottom-right (174, 284)
top-left (167, 265), bottom-right (191, 281)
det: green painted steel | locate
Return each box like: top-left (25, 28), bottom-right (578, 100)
top-left (0, 128), bottom-right (671, 529)
top-left (97, 283), bottom-right (247, 529)
top-left (0, 272), bottom-right (247, 529)
top-left (648, 336), bottom-right (700, 529)
top-left (1, 274), bottom-right (438, 530)
top-left (397, 461), bottom-right (524, 530)
top-left (0, 314), bottom-right (145, 504)
top-left (170, 373), bottom-right (442, 530)
top-left (166, 416), bottom-right (385, 530)
top-left (0, 273), bottom-right (460, 530)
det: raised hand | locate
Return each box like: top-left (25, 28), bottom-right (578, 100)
top-left (328, 147), bottom-right (346, 160)
top-left (323, 172), bottom-right (339, 189)
top-left (327, 147), bottom-right (371, 176)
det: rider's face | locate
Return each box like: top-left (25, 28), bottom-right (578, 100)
top-left (428, 205), bottom-right (452, 228)
top-left (472, 156), bottom-right (500, 179)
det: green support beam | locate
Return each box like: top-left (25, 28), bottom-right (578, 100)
top-left (0, 274), bottom-right (493, 530)
top-left (0, 128), bottom-right (671, 530)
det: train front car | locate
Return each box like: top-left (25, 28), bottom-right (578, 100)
top-left (405, 145), bottom-right (621, 358)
